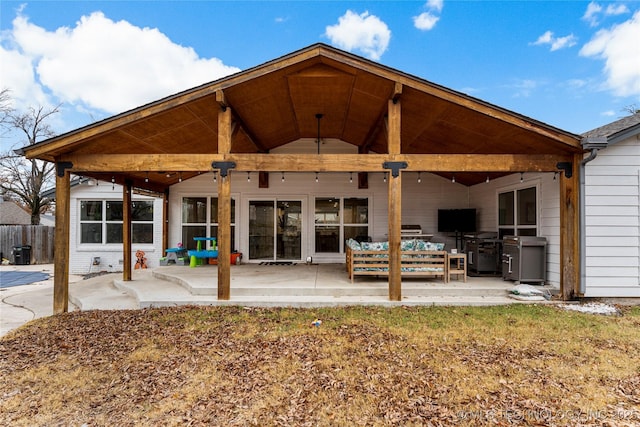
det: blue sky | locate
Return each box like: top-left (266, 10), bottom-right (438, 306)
top-left (1, 0), bottom-right (639, 150)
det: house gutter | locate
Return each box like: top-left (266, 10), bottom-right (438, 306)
top-left (579, 137), bottom-right (608, 295)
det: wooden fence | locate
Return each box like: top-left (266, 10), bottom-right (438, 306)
top-left (0, 225), bottom-right (55, 264)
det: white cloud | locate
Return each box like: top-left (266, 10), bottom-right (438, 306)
top-left (510, 79), bottom-right (538, 98)
top-left (413, 12), bottom-right (440, 31)
top-left (580, 10), bottom-right (640, 97)
top-left (325, 10), bottom-right (391, 60)
top-left (426, 0), bottom-right (444, 13)
top-left (531, 31), bottom-right (577, 51)
top-left (582, 1), bottom-right (603, 27)
top-left (0, 11), bottom-right (240, 115)
top-left (582, 2), bottom-right (630, 27)
top-left (413, 0), bottom-right (443, 31)
top-left (605, 4), bottom-right (629, 16)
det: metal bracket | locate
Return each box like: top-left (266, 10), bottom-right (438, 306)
top-left (556, 162), bottom-right (573, 179)
top-left (382, 161), bottom-right (408, 178)
top-left (211, 161), bottom-right (236, 177)
top-left (56, 161), bottom-right (73, 177)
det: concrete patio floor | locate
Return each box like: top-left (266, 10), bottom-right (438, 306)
top-left (103, 263), bottom-right (556, 309)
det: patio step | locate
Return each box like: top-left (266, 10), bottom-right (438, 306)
top-left (106, 264), bottom-right (558, 308)
top-left (152, 267), bottom-right (516, 298)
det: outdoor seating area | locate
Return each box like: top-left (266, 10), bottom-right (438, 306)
top-left (346, 239), bottom-right (449, 283)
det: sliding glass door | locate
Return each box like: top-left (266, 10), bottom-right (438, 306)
top-left (249, 200), bottom-right (302, 261)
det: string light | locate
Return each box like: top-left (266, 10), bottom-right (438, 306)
top-left (213, 171), bottom-right (217, 183)
top-left (350, 172), bottom-right (353, 184)
top-left (417, 172), bottom-right (422, 183)
top-left (144, 172), bottom-right (149, 183)
top-left (247, 172), bottom-right (251, 182)
top-left (520, 172), bottom-right (524, 183)
top-left (111, 176), bottom-right (115, 190)
top-left (553, 172), bottom-right (557, 181)
top-left (486, 175), bottom-right (490, 184)
top-left (383, 173), bottom-right (387, 183)
top-left (281, 172), bottom-right (285, 182)
top-left (315, 172), bottom-right (319, 183)
top-left (178, 172), bottom-right (182, 183)
top-left (451, 175), bottom-right (455, 183)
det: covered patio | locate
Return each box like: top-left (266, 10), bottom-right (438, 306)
top-left (22, 44), bottom-right (584, 313)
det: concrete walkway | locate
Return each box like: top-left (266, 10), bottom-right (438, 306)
top-left (2, 263), bottom-right (554, 337)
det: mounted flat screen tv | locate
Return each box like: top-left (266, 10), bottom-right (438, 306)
top-left (438, 209), bottom-right (477, 233)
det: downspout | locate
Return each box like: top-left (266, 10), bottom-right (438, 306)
top-left (579, 137), bottom-right (609, 295)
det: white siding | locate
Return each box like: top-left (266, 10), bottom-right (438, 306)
top-left (583, 138), bottom-right (640, 297)
top-left (469, 172), bottom-right (561, 287)
top-left (401, 173), bottom-right (470, 250)
top-left (68, 182), bottom-right (163, 274)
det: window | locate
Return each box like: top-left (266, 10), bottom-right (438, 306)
top-left (181, 197), bottom-right (236, 251)
top-left (80, 200), bottom-right (154, 244)
top-left (498, 186), bottom-right (537, 238)
top-left (315, 197), bottom-right (368, 253)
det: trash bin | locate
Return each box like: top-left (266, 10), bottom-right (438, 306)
top-left (12, 245), bottom-right (31, 265)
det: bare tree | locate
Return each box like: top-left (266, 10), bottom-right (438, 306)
top-left (622, 104), bottom-right (639, 115)
top-left (0, 93), bottom-right (60, 225)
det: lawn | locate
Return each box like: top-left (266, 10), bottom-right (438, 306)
top-left (1, 304), bottom-right (639, 426)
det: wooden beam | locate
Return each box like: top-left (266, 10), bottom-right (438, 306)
top-left (123, 180), bottom-right (132, 281)
top-left (53, 167), bottom-right (70, 314)
top-left (62, 153), bottom-right (572, 173)
top-left (559, 154), bottom-right (581, 300)
top-left (392, 81), bottom-right (402, 103)
top-left (388, 98), bottom-right (401, 155)
top-left (387, 95), bottom-right (402, 300)
top-left (217, 102), bottom-right (232, 300)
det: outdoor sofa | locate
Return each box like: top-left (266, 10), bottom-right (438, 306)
top-left (346, 238), bottom-right (448, 283)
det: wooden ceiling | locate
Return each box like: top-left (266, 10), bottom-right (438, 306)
top-left (25, 44), bottom-right (582, 188)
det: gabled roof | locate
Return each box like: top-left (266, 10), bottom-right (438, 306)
top-left (582, 112), bottom-right (640, 146)
top-left (23, 43), bottom-right (582, 187)
top-left (0, 200), bottom-right (31, 225)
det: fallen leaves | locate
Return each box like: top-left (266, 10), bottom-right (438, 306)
top-left (1, 305), bottom-right (639, 426)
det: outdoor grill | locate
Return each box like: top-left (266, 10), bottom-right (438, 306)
top-left (401, 225), bottom-right (423, 239)
top-left (502, 236), bottom-right (547, 284)
top-left (464, 233), bottom-right (502, 274)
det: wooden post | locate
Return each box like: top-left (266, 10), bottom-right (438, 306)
top-left (217, 91), bottom-right (232, 300)
top-left (53, 166), bottom-right (70, 314)
top-left (387, 95), bottom-right (402, 301)
top-left (388, 171), bottom-right (402, 301)
top-left (123, 180), bottom-right (132, 281)
top-left (559, 155), bottom-right (581, 300)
